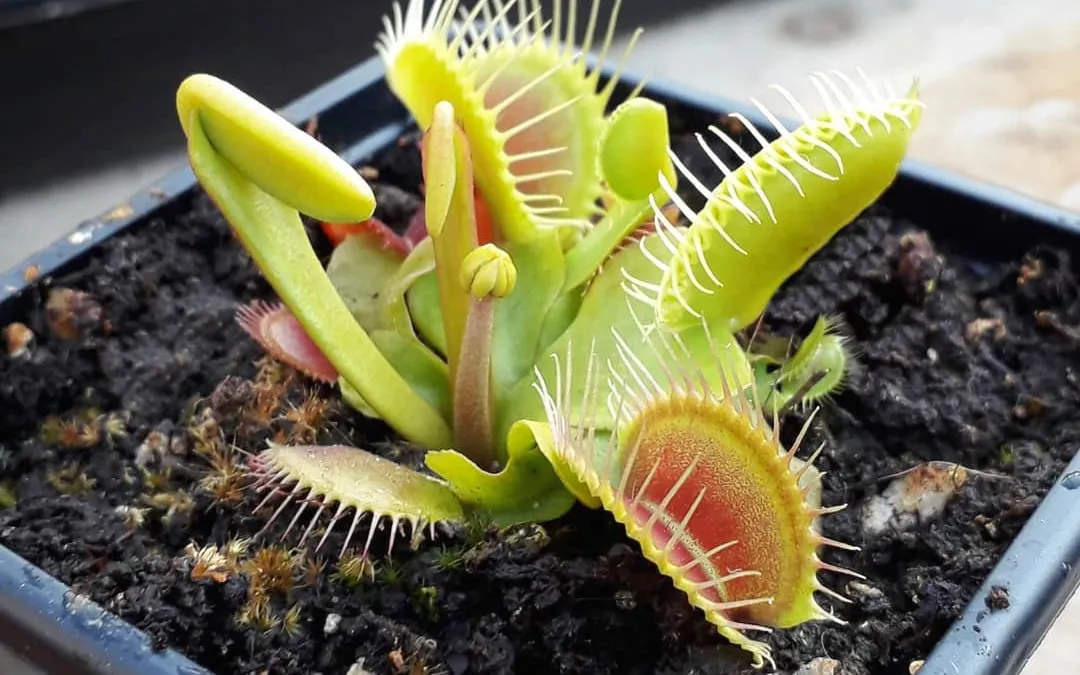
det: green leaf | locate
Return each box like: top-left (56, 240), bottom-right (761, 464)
top-left (490, 231), bottom-right (567, 406)
top-left (768, 316), bottom-right (852, 411)
top-left (535, 284), bottom-right (584, 354)
top-left (177, 74), bottom-right (374, 224)
top-left (424, 427), bottom-right (577, 526)
top-left (423, 102), bottom-right (481, 388)
top-left (370, 329), bottom-right (452, 422)
top-left (653, 85), bottom-right (924, 331)
top-left (598, 97), bottom-right (676, 202)
top-left (255, 441), bottom-right (466, 531)
top-left (326, 234), bottom-right (407, 332)
top-left (511, 420), bottom-right (601, 509)
top-left (406, 272), bottom-right (446, 357)
top-left (506, 231), bottom-right (754, 434)
top-left (561, 195), bottom-right (658, 293)
top-left (325, 218), bottom-right (453, 422)
top-left (382, 4), bottom-right (625, 243)
top-left (380, 238), bottom-right (438, 334)
top-left (177, 76), bottom-right (451, 449)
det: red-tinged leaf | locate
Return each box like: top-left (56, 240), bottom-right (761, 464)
top-left (405, 185), bottom-right (494, 246)
top-left (417, 130), bottom-right (496, 244)
top-left (474, 186), bottom-right (494, 245)
top-left (236, 300), bottom-right (339, 383)
top-left (536, 330), bottom-right (858, 669)
top-left (404, 208), bottom-right (428, 245)
top-left (320, 217), bottom-right (416, 256)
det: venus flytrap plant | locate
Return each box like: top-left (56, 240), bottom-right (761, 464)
top-left (176, 0), bottom-right (925, 664)
top-left (177, 0), bottom-right (669, 541)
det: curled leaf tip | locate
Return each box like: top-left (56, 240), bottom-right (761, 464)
top-left (177, 73), bottom-right (375, 224)
top-left (422, 101), bottom-right (461, 238)
top-left (599, 97), bottom-right (676, 201)
top-left (782, 315), bottom-right (855, 407)
top-left (235, 300), bottom-right (339, 383)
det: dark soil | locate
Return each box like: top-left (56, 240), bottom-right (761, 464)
top-left (3, 103), bottom-right (1080, 675)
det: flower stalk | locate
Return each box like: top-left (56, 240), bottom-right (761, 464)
top-left (453, 244), bottom-right (517, 469)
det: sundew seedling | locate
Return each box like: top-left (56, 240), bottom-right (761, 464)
top-left (175, 0), bottom-right (923, 665)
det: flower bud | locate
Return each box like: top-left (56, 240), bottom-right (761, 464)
top-left (459, 244), bottom-right (517, 299)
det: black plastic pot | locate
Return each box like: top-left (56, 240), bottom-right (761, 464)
top-left (0, 0), bottom-right (138, 30)
top-left (3, 54), bottom-right (1080, 675)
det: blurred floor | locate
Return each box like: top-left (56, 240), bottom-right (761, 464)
top-left (0, 644), bottom-right (43, 675)
top-left (1, 0), bottom-right (1079, 673)
top-left (615, 0), bottom-right (1080, 214)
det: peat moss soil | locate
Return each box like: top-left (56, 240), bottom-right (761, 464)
top-left (2, 107), bottom-right (1080, 675)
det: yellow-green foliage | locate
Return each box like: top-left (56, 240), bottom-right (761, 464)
top-left (624, 75), bottom-right (923, 332)
top-left (176, 1), bottom-right (924, 666)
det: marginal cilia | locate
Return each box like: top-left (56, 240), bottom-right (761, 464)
top-left (535, 295), bottom-right (865, 666)
top-left (375, 0), bottom-right (643, 241)
top-left (177, 0), bottom-right (924, 668)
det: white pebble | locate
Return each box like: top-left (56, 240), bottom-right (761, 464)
top-left (796, 657), bottom-right (841, 675)
top-left (863, 462), bottom-right (968, 538)
top-left (323, 612), bottom-right (342, 635)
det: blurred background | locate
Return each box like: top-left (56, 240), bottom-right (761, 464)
top-left (2, 0), bottom-right (1079, 275)
top-left (0, 0), bottom-right (1077, 670)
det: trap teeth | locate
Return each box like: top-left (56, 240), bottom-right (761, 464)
top-left (236, 300), bottom-right (340, 383)
top-left (533, 324), bottom-right (855, 665)
top-left (246, 443), bottom-right (465, 557)
top-left (378, 0), bottom-right (640, 242)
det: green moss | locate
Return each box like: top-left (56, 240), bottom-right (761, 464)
top-left (0, 483), bottom-right (15, 509)
top-left (414, 585), bottom-right (439, 621)
top-left (433, 544), bottom-right (466, 571)
top-left (378, 560), bottom-right (405, 586)
top-left (998, 444), bottom-right (1016, 467)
